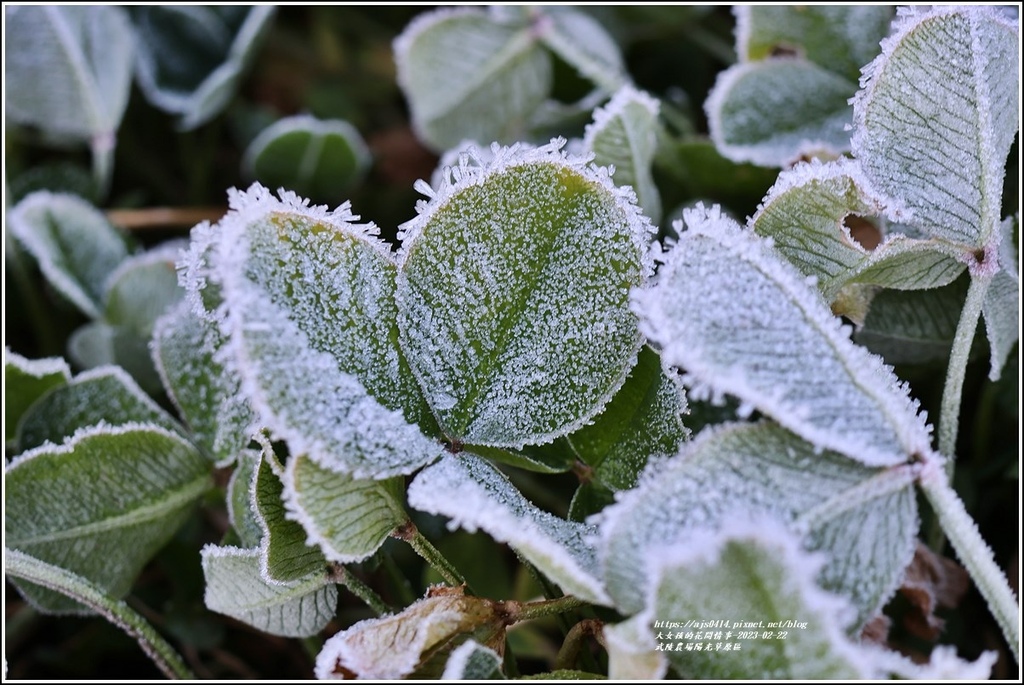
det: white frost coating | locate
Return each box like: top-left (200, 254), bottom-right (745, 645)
top-left (584, 86), bottom-right (660, 148)
top-left (869, 644), bottom-right (996, 680)
top-left (202, 183), bottom-right (443, 479)
top-left (397, 139), bottom-right (654, 447)
top-left (439, 639), bottom-right (503, 680)
top-left (851, 6), bottom-right (1019, 247)
top-left (981, 215), bottom-right (1020, 381)
top-left (408, 454), bottom-right (612, 605)
top-left (604, 616), bottom-right (667, 680)
top-left (633, 205), bottom-right (934, 468)
top-left (4, 348), bottom-right (72, 380)
top-left (7, 420), bottom-right (189, 471)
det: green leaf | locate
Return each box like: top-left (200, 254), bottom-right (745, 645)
top-left (4, 6), bottom-right (134, 187)
top-left (706, 59), bottom-right (856, 167)
top-left (282, 454), bottom-right (406, 564)
top-left (104, 242), bottom-right (185, 338)
top-left (982, 215), bottom-right (1020, 380)
top-left (610, 521), bottom-right (866, 679)
top-left (397, 141), bottom-right (653, 447)
top-left (227, 449), bottom-right (263, 548)
top-left (8, 191), bottom-right (130, 318)
top-left (4, 349), bottom-right (71, 448)
top-left (408, 454), bottom-right (611, 605)
top-left (535, 7), bottom-right (626, 93)
top-left (851, 7), bottom-right (1018, 248)
top-left (5, 424), bottom-right (211, 613)
top-left (468, 444), bottom-right (575, 475)
top-left (16, 365), bottom-right (181, 453)
top-left (633, 206), bottom-right (934, 467)
top-left (394, 7), bottom-right (551, 151)
top-left (597, 422), bottom-right (918, 627)
top-left (191, 184), bottom-right (441, 479)
top-left (584, 86), bottom-right (662, 224)
top-left (855, 278), bottom-right (968, 366)
top-left (67, 321), bottom-right (163, 396)
top-left (152, 299), bottom-right (256, 466)
top-left (201, 544), bottom-right (337, 638)
top-left (254, 453), bottom-right (328, 583)
top-left (132, 6), bottom-right (276, 129)
top-left (568, 482), bottom-right (616, 523)
top-left (751, 159), bottom-right (967, 302)
top-left (440, 640), bottom-right (505, 679)
top-left (564, 345), bottom-right (688, 491)
top-left (243, 115), bottom-right (371, 204)
top-left (739, 6), bottom-right (893, 81)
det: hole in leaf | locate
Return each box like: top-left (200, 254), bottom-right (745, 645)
top-left (843, 214), bottom-right (882, 251)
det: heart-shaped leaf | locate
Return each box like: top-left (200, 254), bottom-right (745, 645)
top-left (397, 140), bottom-right (653, 448)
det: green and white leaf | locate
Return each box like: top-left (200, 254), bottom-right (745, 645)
top-left (8, 191), bottom-right (130, 318)
top-left (16, 365), bottom-right (181, 453)
top-left (254, 453), bottom-right (328, 583)
top-left (132, 6), bottom-right (276, 129)
top-left (67, 321), bottom-right (162, 395)
top-left (535, 7), bottom-right (626, 93)
top-left (201, 544), bottom-right (336, 638)
top-left (282, 454), bottom-right (406, 564)
top-left (584, 86), bottom-right (662, 224)
top-left (194, 184), bottom-right (441, 479)
top-left (981, 215), bottom-right (1020, 380)
top-left (750, 159), bottom-right (967, 301)
top-left (705, 59), bottom-right (857, 167)
top-left (596, 422), bottom-right (917, 626)
top-left (851, 6), bottom-right (1019, 248)
top-left (632, 206), bottom-right (933, 467)
top-left (394, 7), bottom-right (551, 151)
top-left (563, 345), bottom-right (688, 491)
top-left (4, 350), bottom-right (71, 448)
top-left (227, 449), bottom-right (263, 548)
top-left (104, 241), bottom-right (185, 338)
top-left (854, 279), bottom-right (967, 366)
top-left (737, 6), bottom-right (893, 81)
top-left (6, 424), bottom-right (211, 613)
top-left (408, 454), bottom-right (611, 605)
top-left (152, 299), bottom-right (256, 466)
top-left (610, 520), bottom-right (867, 679)
top-left (604, 614), bottom-right (666, 680)
top-left (397, 140), bottom-right (653, 447)
top-left (441, 640), bottom-right (505, 680)
top-left (243, 115), bottom-right (371, 203)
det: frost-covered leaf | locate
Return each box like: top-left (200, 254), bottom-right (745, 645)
top-left (397, 141), bottom-right (653, 447)
top-left (282, 454), bottom-right (406, 564)
top-left (441, 639), bottom-right (505, 680)
top-left (6, 424), bottom-right (211, 613)
top-left (8, 191), bottom-right (130, 318)
top-left (564, 346), bottom-right (687, 491)
top-left (469, 444), bottom-right (575, 475)
top-left (104, 242), bottom-right (184, 338)
top-left (751, 159), bottom-right (967, 302)
top-left (152, 299), bottom-right (256, 466)
top-left (611, 520), bottom-right (866, 679)
top-left (4, 5), bottom-right (134, 186)
top-left (738, 6), bottom-right (893, 81)
top-left (195, 184), bottom-right (441, 479)
top-left (706, 6), bottom-right (892, 167)
top-left (535, 7), bottom-right (626, 93)
top-left (201, 544), bottom-right (336, 638)
top-left (66, 321), bottom-right (162, 396)
top-left (315, 586), bottom-right (505, 680)
top-left (227, 449), bottom-right (263, 548)
top-left (16, 366), bottom-right (181, 453)
top-left (603, 616), bottom-right (666, 680)
top-left (568, 482), bottom-right (616, 522)
top-left (855, 279), bottom-right (967, 366)
top-left (982, 216), bottom-right (1020, 380)
top-left (254, 453), bottom-right (328, 583)
top-left (132, 6), bottom-right (276, 130)
top-left (243, 115), bottom-right (371, 204)
top-left (408, 454), bottom-right (611, 605)
top-left (4, 350), bottom-right (71, 448)
top-left (633, 206), bottom-right (933, 467)
top-left (851, 6), bottom-right (1019, 248)
top-left (394, 8), bottom-right (551, 151)
top-left (597, 422), bottom-right (918, 628)
top-left (584, 86), bottom-right (662, 224)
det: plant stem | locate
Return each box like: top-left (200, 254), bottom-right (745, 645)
top-left (555, 619), bottom-right (604, 671)
top-left (918, 465), bottom-right (1020, 665)
top-left (938, 271), bottom-right (992, 472)
top-left (5, 548), bottom-right (195, 679)
top-left (513, 595), bottom-right (589, 623)
top-left (328, 563), bottom-right (391, 616)
top-left (394, 521), bottom-right (471, 591)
